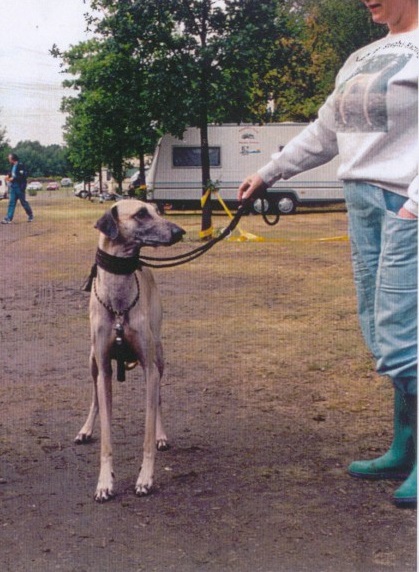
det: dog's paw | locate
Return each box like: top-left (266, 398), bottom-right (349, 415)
top-left (135, 482), bottom-right (153, 497)
top-left (94, 469), bottom-right (115, 502)
top-left (156, 439), bottom-right (170, 451)
top-left (74, 432), bottom-right (93, 445)
top-left (135, 469), bottom-right (154, 497)
top-left (94, 487), bottom-right (116, 503)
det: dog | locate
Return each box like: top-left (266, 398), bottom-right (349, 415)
top-left (75, 200), bottom-right (185, 502)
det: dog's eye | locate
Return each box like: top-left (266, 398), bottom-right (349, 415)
top-left (135, 207), bottom-right (149, 219)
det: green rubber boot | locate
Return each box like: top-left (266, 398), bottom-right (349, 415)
top-left (393, 394), bottom-right (417, 508)
top-left (348, 389), bottom-right (414, 480)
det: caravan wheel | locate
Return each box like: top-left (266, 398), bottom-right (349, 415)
top-left (252, 198), bottom-right (270, 215)
top-left (277, 195), bottom-right (297, 215)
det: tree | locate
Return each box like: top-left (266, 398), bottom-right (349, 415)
top-left (56, 0), bottom-right (384, 226)
top-left (287, 0), bottom-right (386, 62)
top-left (61, 94), bottom-right (101, 186)
top-left (57, 40), bottom-right (125, 190)
top-left (268, 0), bottom-right (387, 121)
top-left (10, 140), bottom-right (70, 177)
top-left (54, 36), bottom-right (159, 192)
top-left (90, 0), bottom-right (284, 236)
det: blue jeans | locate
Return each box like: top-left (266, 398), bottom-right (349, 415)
top-left (344, 182), bottom-right (417, 395)
top-left (7, 184), bottom-right (33, 221)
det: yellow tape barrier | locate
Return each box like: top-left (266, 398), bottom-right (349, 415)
top-left (199, 226), bottom-right (214, 239)
top-left (199, 187), bottom-right (347, 243)
top-left (317, 235), bottom-right (349, 242)
top-left (214, 191), bottom-right (264, 241)
top-left (200, 188), bottom-right (211, 209)
top-left (199, 188), bottom-right (214, 239)
top-left (226, 235), bottom-right (349, 243)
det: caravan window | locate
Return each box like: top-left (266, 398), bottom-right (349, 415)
top-left (173, 146), bottom-right (221, 168)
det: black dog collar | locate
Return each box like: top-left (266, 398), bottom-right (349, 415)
top-left (96, 248), bottom-right (140, 275)
top-left (82, 248), bottom-right (141, 292)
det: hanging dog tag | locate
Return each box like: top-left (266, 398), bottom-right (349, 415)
top-left (115, 322), bottom-right (124, 346)
top-left (114, 322), bottom-right (127, 382)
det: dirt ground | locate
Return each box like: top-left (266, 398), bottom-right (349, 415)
top-left (0, 192), bottom-right (416, 572)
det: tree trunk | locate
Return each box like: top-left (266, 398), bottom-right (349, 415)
top-left (139, 152), bottom-right (146, 187)
top-left (98, 166), bottom-right (103, 193)
top-left (200, 122), bottom-right (212, 236)
top-left (199, 0), bottom-right (212, 238)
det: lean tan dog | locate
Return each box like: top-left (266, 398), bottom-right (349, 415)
top-left (76, 200), bottom-right (185, 502)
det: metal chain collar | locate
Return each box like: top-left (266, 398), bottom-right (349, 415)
top-left (93, 272), bottom-right (140, 318)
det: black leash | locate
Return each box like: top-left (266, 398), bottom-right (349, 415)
top-left (82, 204), bottom-right (247, 288)
top-left (138, 198), bottom-right (280, 269)
top-left (83, 197), bottom-right (280, 284)
top-left (138, 202), bottom-right (248, 268)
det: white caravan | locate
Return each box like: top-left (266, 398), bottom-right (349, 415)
top-left (146, 123), bottom-right (343, 214)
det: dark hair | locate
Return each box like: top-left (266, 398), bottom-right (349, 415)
top-left (9, 153), bottom-right (19, 162)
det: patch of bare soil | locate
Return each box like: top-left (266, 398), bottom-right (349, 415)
top-left (0, 195), bottom-right (416, 572)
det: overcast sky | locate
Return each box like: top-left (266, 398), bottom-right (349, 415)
top-left (0, 0), bottom-right (92, 146)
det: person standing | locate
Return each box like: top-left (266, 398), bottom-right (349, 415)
top-left (238, 0), bottom-right (418, 507)
top-left (2, 153), bottom-right (34, 223)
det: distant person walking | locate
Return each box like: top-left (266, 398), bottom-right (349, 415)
top-left (2, 153), bottom-right (33, 223)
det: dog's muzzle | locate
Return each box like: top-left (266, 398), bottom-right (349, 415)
top-left (170, 225), bottom-right (186, 245)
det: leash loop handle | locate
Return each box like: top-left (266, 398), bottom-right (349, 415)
top-left (259, 193), bottom-right (281, 226)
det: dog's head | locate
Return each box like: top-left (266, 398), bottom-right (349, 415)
top-left (95, 200), bottom-right (185, 248)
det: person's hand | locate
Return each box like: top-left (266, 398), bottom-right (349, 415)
top-left (397, 206), bottom-right (417, 219)
top-left (237, 173), bottom-right (267, 203)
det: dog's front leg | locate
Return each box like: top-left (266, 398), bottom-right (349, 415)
top-left (135, 362), bottom-right (160, 496)
top-left (95, 361), bottom-right (115, 502)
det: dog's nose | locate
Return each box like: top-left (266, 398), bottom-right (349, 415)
top-left (171, 226), bottom-right (186, 243)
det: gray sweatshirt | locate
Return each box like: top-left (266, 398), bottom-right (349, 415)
top-left (258, 30), bottom-right (419, 215)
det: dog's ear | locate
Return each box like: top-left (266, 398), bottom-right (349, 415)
top-left (95, 205), bottom-right (119, 240)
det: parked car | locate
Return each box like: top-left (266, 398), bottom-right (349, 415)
top-left (99, 192), bottom-right (122, 202)
top-left (27, 181), bottom-right (43, 191)
top-left (74, 185), bottom-right (89, 198)
top-left (47, 182), bottom-right (60, 191)
top-left (60, 178), bottom-right (73, 187)
top-left (74, 183), bottom-right (96, 198)
top-left (74, 182), bottom-right (109, 199)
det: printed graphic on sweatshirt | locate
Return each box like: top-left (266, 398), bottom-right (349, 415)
top-left (335, 54), bottom-right (412, 132)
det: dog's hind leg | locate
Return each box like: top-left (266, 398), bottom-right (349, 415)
top-left (155, 340), bottom-right (169, 451)
top-left (135, 361), bottom-right (161, 496)
top-left (75, 350), bottom-right (99, 444)
top-left (156, 392), bottom-right (169, 451)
